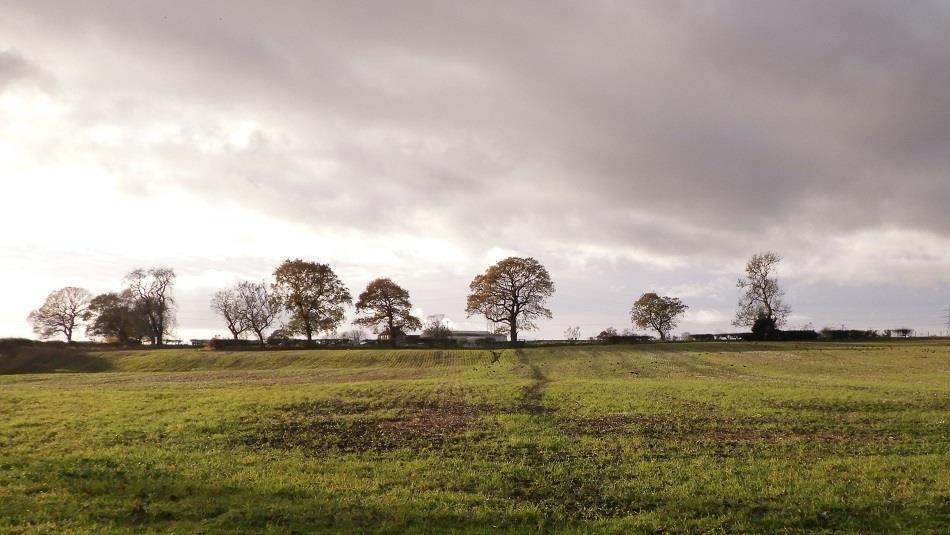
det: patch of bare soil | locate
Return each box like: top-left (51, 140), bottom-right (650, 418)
top-left (242, 399), bottom-right (485, 453)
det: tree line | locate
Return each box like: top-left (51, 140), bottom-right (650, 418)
top-left (27, 268), bottom-right (176, 345)
top-left (26, 252), bottom-right (802, 345)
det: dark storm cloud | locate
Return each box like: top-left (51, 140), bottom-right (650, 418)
top-left (4, 0), bottom-right (950, 264)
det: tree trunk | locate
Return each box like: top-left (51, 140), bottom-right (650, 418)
top-left (509, 317), bottom-right (518, 344)
top-left (388, 316), bottom-right (396, 348)
top-left (256, 331), bottom-right (265, 348)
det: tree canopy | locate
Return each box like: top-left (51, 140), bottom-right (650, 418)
top-left (734, 252), bottom-right (790, 329)
top-left (235, 281), bottom-right (282, 347)
top-left (353, 278), bottom-right (422, 347)
top-left (27, 287), bottom-right (92, 342)
top-left (273, 259), bottom-right (351, 342)
top-left (86, 291), bottom-right (148, 344)
top-left (210, 288), bottom-right (247, 340)
top-left (630, 292), bottom-right (688, 341)
top-left (465, 256), bottom-right (555, 343)
top-left (124, 267), bottom-right (176, 346)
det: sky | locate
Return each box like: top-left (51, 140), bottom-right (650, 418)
top-left (2, 0), bottom-right (950, 341)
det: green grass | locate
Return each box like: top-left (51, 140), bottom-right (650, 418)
top-left (0, 342), bottom-right (947, 533)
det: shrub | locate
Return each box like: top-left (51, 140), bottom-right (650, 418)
top-left (819, 329), bottom-right (879, 340)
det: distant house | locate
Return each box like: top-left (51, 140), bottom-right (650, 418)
top-left (376, 328), bottom-right (425, 345)
top-left (377, 328), bottom-right (408, 345)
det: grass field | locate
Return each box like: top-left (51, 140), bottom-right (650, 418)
top-left (0, 342), bottom-right (948, 533)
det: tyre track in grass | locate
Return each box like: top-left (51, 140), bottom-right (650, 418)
top-left (516, 349), bottom-right (550, 415)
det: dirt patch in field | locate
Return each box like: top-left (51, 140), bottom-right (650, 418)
top-left (241, 399), bottom-right (488, 453)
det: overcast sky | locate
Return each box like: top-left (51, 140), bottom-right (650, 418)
top-left (3, 0), bottom-right (950, 341)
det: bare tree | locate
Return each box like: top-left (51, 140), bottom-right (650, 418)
top-left (235, 281), bottom-right (282, 348)
top-left (465, 257), bottom-right (555, 343)
top-left (734, 252), bottom-right (791, 330)
top-left (347, 328), bottom-right (367, 346)
top-left (27, 287), bottom-right (93, 342)
top-left (124, 267), bottom-right (176, 346)
top-left (564, 325), bottom-right (581, 342)
top-left (353, 278), bottom-right (422, 347)
top-left (210, 288), bottom-right (247, 340)
top-left (631, 292), bottom-right (688, 341)
top-left (273, 259), bottom-right (351, 343)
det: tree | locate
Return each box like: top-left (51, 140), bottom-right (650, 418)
top-left (630, 292), bottom-right (689, 341)
top-left (734, 252), bottom-right (791, 329)
top-left (86, 291), bottom-right (148, 344)
top-left (27, 287), bottom-right (92, 342)
top-left (347, 328), bottom-right (368, 346)
top-left (751, 316), bottom-right (777, 340)
top-left (353, 278), bottom-right (422, 347)
top-left (465, 257), bottom-right (555, 343)
top-left (235, 281), bottom-right (282, 348)
top-left (422, 314), bottom-right (452, 345)
top-left (564, 325), bottom-right (581, 342)
top-left (124, 267), bottom-right (176, 346)
top-left (267, 328), bottom-right (292, 346)
top-left (273, 259), bottom-right (351, 343)
top-left (595, 327), bottom-right (618, 340)
top-left (210, 288), bottom-right (247, 340)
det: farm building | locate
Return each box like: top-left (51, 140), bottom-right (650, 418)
top-left (442, 330), bottom-right (507, 344)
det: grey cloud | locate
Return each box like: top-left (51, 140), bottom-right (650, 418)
top-left (4, 0), bottom-right (950, 267)
top-left (0, 48), bottom-right (50, 92)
